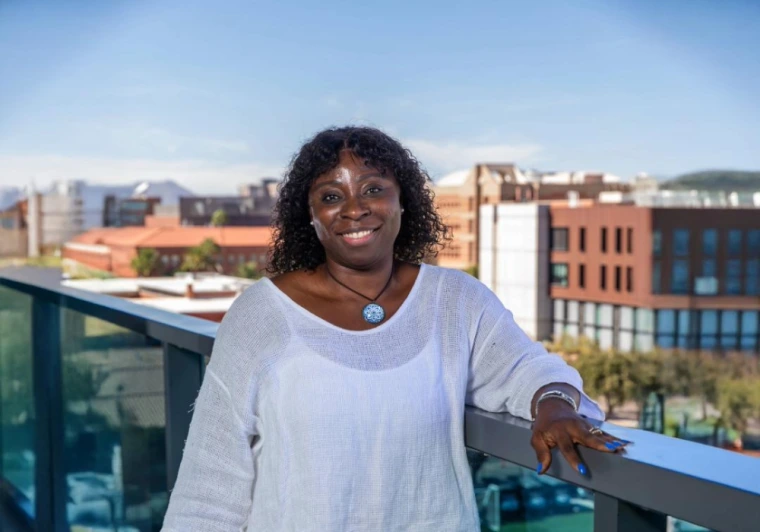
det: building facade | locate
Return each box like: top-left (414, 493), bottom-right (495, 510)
top-left (433, 164), bottom-right (630, 271)
top-left (481, 201), bottom-right (760, 353)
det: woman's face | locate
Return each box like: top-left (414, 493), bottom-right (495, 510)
top-left (308, 149), bottom-right (403, 269)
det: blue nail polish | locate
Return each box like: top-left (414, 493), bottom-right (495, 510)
top-left (578, 464), bottom-right (588, 476)
top-left (536, 463), bottom-right (543, 474)
top-left (605, 442), bottom-right (617, 451)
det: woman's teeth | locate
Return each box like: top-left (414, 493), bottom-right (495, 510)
top-left (344, 230), bottom-right (373, 239)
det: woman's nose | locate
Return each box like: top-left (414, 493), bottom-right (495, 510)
top-left (341, 194), bottom-right (370, 219)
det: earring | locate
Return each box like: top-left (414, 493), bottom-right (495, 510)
top-left (310, 221), bottom-right (314, 226)
top-left (401, 208), bottom-right (405, 213)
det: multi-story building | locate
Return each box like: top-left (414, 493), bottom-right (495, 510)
top-left (103, 196), bottom-right (162, 227)
top-left (433, 164), bottom-right (629, 271)
top-left (481, 199), bottom-right (760, 353)
top-left (63, 226), bottom-right (272, 277)
top-left (180, 179), bottom-right (279, 227)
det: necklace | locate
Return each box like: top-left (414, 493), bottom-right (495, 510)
top-left (325, 263), bottom-right (395, 324)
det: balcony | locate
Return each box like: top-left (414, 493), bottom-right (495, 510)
top-left (1, 266), bottom-right (759, 532)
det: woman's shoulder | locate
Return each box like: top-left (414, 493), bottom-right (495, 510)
top-left (422, 264), bottom-right (491, 296)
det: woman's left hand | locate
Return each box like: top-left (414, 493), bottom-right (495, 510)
top-left (531, 399), bottom-right (630, 476)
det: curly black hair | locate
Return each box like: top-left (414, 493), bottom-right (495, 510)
top-left (268, 126), bottom-right (449, 274)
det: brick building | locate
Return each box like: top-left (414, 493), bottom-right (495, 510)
top-left (433, 164), bottom-right (629, 271)
top-left (63, 226), bottom-right (272, 277)
top-left (481, 201), bottom-right (760, 353)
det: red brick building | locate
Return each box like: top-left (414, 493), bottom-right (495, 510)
top-left (63, 226), bottom-right (272, 277)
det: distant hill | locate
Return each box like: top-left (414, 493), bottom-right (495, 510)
top-left (661, 170), bottom-right (760, 191)
top-left (0, 187), bottom-right (22, 210)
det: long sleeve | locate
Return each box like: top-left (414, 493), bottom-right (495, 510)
top-left (162, 287), bottom-right (265, 531)
top-left (465, 283), bottom-right (604, 422)
top-left (162, 368), bottom-right (257, 531)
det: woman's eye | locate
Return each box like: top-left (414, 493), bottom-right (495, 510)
top-left (366, 186), bottom-right (383, 195)
top-left (322, 194), bottom-right (340, 203)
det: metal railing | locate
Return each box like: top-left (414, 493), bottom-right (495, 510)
top-left (1, 266), bottom-right (759, 532)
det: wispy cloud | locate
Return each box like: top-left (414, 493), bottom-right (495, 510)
top-left (404, 139), bottom-right (543, 175)
top-left (0, 154), bottom-right (283, 194)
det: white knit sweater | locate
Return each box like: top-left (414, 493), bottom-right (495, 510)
top-left (162, 264), bottom-right (603, 531)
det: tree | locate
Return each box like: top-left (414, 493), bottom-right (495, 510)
top-left (211, 209), bottom-right (228, 227)
top-left (236, 261), bottom-right (262, 279)
top-left (180, 238), bottom-right (221, 273)
top-left (572, 346), bottom-right (636, 416)
top-left (131, 248), bottom-right (160, 277)
top-left (715, 377), bottom-right (760, 439)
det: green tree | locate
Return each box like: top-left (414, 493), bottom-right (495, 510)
top-left (180, 238), bottom-right (222, 273)
top-left (715, 377), bottom-right (760, 438)
top-left (130, 248), bottom-right (160, 277)
top-left (211, 209), bottom-right (228, 227)
top-left (236, 261), bottom-right (262, 279)
top-left (572, 346), bottom-right (636, 417)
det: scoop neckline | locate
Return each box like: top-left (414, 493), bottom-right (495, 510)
top-left (262, 263), bottom-right (427, 336)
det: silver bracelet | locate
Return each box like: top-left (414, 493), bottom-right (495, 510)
top-left (533, 390), bottom-right (578, 420)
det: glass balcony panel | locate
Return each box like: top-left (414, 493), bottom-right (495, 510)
top-left (0, 286), bottom-right (36, 517)
top-left (60, 309), bottom-right (167, 532)
top-left (468, 450), bottom-right (593, 532)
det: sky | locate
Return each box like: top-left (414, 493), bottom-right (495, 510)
top-left (0, 0), bottom-right (758, 194)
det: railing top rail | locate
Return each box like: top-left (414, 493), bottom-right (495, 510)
top-left (0, 267), bottom-right (217, 356)
top-left (466, 408), bottom-right (760, 532)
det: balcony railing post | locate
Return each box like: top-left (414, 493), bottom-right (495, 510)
top-left (31, 298), bottom-right (68, 531)
top-left (594, 493), bottom-right (667, 532)
top-left (163, 343), bottom-right (204, 492)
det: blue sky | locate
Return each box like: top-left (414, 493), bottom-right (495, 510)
top-left (1, 0), bottom-right (758, 193)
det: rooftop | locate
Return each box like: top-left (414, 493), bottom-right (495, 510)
top-left (67, 225), bottom-right (274, 248)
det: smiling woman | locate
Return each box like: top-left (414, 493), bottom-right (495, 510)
top-left (161, 126), bottom-right (628, 532)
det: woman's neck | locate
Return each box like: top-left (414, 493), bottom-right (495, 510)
top-left (321, 258), bottom-right (396, 297)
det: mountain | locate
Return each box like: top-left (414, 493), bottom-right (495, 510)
top-left (0, 187), bottom-right (22, 210)
top-left (661, 170), bottom-right (760, 191)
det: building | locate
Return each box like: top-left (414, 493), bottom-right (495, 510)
top-left (0, 198), bottom-right (29, 258)
top-left (62, 226), bottom-right (272, 277)
top-left (181, 180), bottom-right (279, 227)
top-left (481, 198), bottom-right (760, 353)
top-left (63, 273), bottom-right (256, 322)
top-left (433, 164), bottom-right (630, 271)
top-left (103, 195), bottom-right (162, 227)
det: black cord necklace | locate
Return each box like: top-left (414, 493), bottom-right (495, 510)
top-left (325, 263), bottom-right (395, 324)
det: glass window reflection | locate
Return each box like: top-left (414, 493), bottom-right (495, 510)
top-left (702, 229), bottom-right (718, 256)
top-left (674, 229), bottom-right (689, 257)
top-left (728, 230), bottom-right (743, 256)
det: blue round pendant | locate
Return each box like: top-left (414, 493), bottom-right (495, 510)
top-left (362, 303), bottom-right (385, 324)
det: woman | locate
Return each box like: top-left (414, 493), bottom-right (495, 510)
top-left (162, 126), bottom-right (627, 531)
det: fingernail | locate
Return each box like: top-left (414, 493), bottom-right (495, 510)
top-left (536, 463), bottom-right (543, 474)
top-left (605, 442), bottom-right (618, 451)
top-left (578, 464), bottom-right (588, 476)
top-left (620, 439), bottom-right (633, 444)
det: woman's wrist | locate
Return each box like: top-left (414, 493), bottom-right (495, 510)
top-left (530, 383), bottom-right (581, 420)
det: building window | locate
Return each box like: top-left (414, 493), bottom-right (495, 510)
top-left (674, 229), bottom-right (689, 257)
top-left (627, 228), bottom-right (633, 253)
top-left (656, 310), bottom-right (676, 349)
top-left (601, 227), bottom-right (608, 253)
top-left (551, 263), bottom-right (569, 287)
top-left (741, 311), bottom-right (758, 351)
top-left (600, 265), bottom-right (607, 290)
top-left (725, 260), bottom-right (742, 295)
top-left (672, 260), bottom-right (689, 294)
top-left (695, 259), bottom-right (719, 295)
top-left (580, 227), bottom-right (586, 252)
top-left (615, 266), bottom-right (622, 291)
top-left (652, 262), bottom-right (661, 294)
top-left (748, 230), bottom-right (760, 256)
top-left (677, 310), bottom-right (695, 349)
top-left (746, 259), bottom-right (759, 295)
top-left (579, 264), bottom-right (585, 288)
top-left (626, 267), bottom-right (633, 292)
top-left (652, 229), bottom-right (662, 257)
top-left (721, 311), bottom-right (739, 350)
top-left (702, 229), bottom-right (717, 256)
top-left (161, 255), bottom-right (169, 265)
top-left (700, 310), bottom-right (718, 349)
top-left (728, 230), bottom-right (743, 256)
top-left (551, 228), bottom-right (569, 251)
top-left (615, 227), bottom-right (622, 253)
